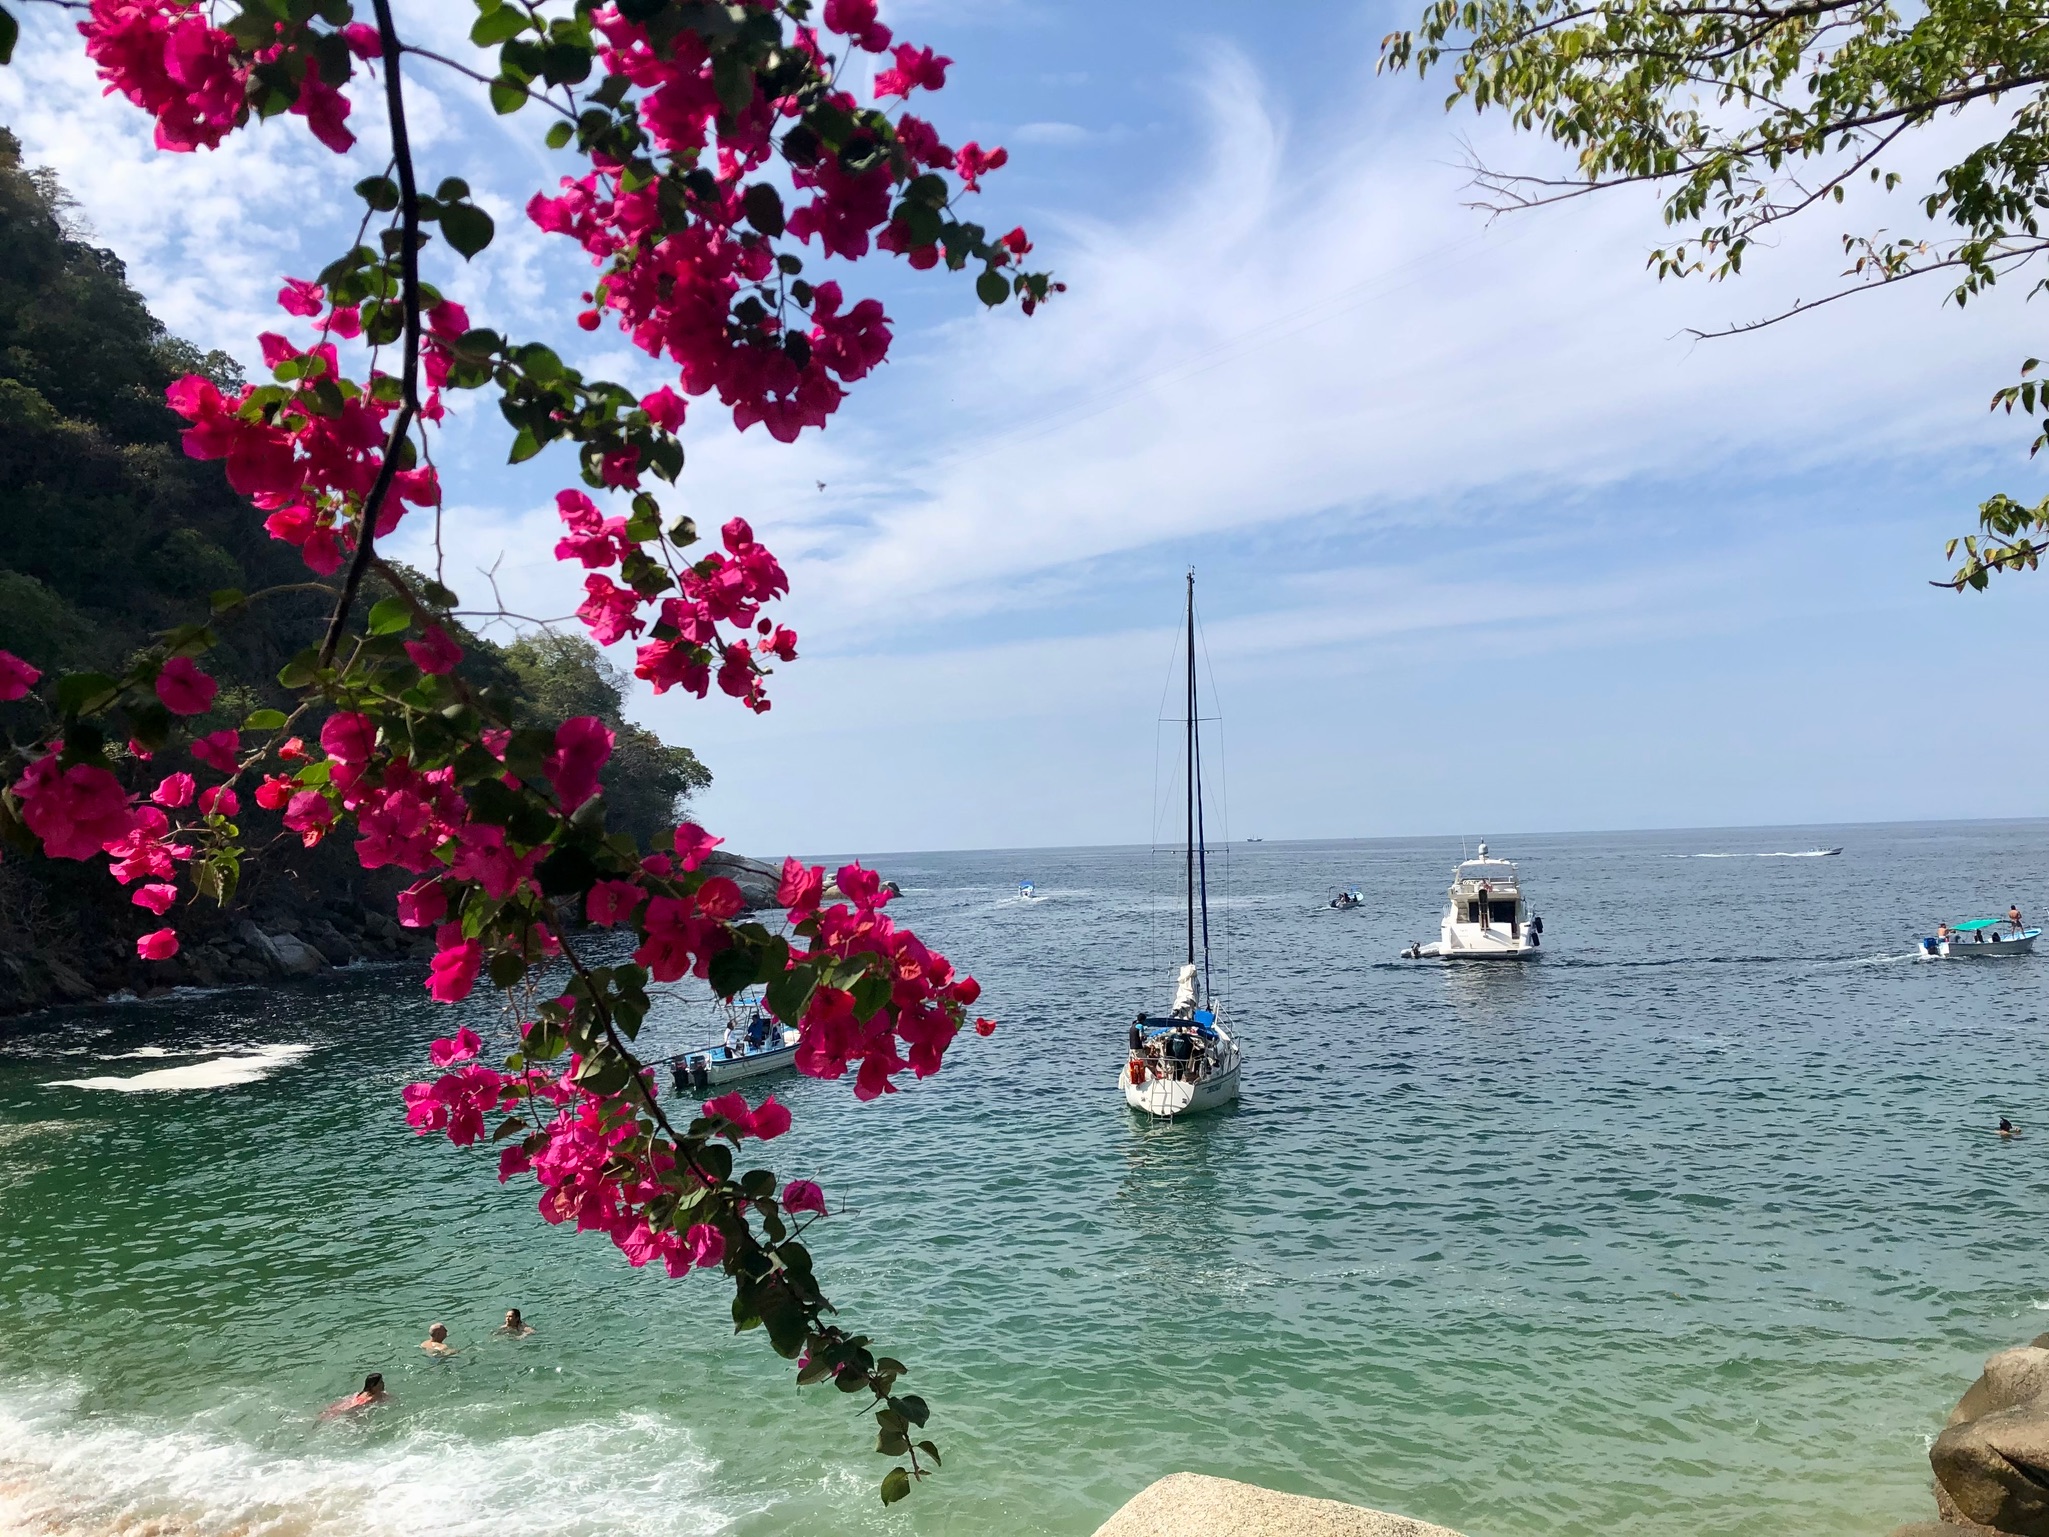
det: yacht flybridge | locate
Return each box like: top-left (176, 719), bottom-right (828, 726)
top-left (1402, 843), bottom-right (1544, 960)
top-left (1120, 572), bottom-right (1242, 1118)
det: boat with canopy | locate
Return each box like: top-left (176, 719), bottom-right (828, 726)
top-left (669, 994), bottom-right (800, 1092)
top-left (1919, 918), bottom-right (2040, 958)
top-left (1119, 572), bottom-right (1242, 1118)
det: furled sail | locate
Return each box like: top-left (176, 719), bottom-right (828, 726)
top-left (1172, 962), bottom-right (1199, 1013)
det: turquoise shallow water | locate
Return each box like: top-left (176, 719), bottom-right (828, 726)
top-left (3, 822), bottom-right (2048, 1536)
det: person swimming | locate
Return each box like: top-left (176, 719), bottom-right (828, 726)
top-left (420, 1322), bottom-right (457, 1357)
top-left (499, 1308), bottom-right (535, 1337)
top-left (318, 1373), bottom-right (389, 1419)
top-left (2001, 1118), bottom-right (2021, 1139)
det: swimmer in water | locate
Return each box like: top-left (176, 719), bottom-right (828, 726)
top-left (420, 1322), bottom-right (457, 1357)
top-left (2001, 1118), bottom-right (2021, 1139)
top-left (318, 1373), bottom-right (389, 1419)
top-left (498, 1308), bottom-right (534, 1337)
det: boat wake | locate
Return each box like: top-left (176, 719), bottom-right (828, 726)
top-left (44, 1043), bottom-right (313, 1093)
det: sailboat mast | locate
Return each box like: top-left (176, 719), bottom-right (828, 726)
top-left (1184, 571), bottom-right (1196, 968)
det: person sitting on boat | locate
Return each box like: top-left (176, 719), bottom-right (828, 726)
top-left (747, 1011), bottom-right (772, 1051)
top-left (1165, 1029), bottom-right (1195, 1080)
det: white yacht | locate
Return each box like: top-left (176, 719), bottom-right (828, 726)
top-left (1402, 843), bottom-right (1544, 960)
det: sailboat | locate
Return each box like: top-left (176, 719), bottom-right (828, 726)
top-left (1119, 572), bottom-right (1243, 1118)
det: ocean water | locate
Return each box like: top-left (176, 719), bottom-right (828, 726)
top-left (3, 821), bottom-right (2048, 1537)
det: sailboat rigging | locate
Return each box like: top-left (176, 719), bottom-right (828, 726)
top-left (1120, 571), bottom-right (1243, 1117)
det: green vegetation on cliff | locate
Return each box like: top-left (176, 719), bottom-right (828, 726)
top-left (0, 127), bottom-right (710, 1005)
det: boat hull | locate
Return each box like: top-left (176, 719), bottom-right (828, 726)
top-left (1928, 929), bottom-right (2039, 958)
top-left (1121, 1060), bottom-right (1239, 1117)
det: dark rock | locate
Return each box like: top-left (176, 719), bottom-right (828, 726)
top-left (305, 920), bottom-right (355, 967)
top-left (699, 851), bottom-right (784, 911)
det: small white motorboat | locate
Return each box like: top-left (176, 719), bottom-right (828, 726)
top-left (1402, 842), bottom-right (1544, 960)
top-left (1018, 880), bottom-right (1039, 901)
top-left (1919, 918), bottom-right (2040, 958)
top-left (671, 1005), bottom-right (800, 1092)
top-left (1328, 889), bottom-right (1363, 910)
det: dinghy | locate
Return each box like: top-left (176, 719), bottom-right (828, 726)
top-left (1119, 571), bottom-right (1242, 1118)
top-left (1919, 918), bottom-right (2041, 958)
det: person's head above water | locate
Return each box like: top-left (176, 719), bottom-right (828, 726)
top-left (428, 1322), bottom-right (447, 1342)
top-left (363, 1373), bottom-right (385, 1395)
top-left (505, 1309), bottom-right (523, 1329)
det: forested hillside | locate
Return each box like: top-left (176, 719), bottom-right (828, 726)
top-left (0, 128), bottom-right (709, 1012)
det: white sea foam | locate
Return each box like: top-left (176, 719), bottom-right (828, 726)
top-left (44, 1043), bottom-right (313, 1093)
top-left (0, 1381), bottom-right (745, 1537)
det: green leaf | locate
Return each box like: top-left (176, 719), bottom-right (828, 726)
top-left (243, 708), bottom-right (289, 731)
top-left (489, 77), bottom-right (527, 114)
top-left (546, 120), bottom-right (574, 150)
top-left (880, 1469), bottom-right (911, 1505)
top-left (366, 596), bottom-right (412, 635)
top-left (440, 203), bottom-right (496, 260)
top-left (210, 587), bottom-right (246, 612)
top-left (0, 7), bottom-right (17, 66)
top-left (975, 269), bottom-right (1010, 306)
top-left (489, 951), bottom-right (528, 989)
top-left (55, 672), bottom-right (117, 717)
top-left (742, 182), bottom-right (786, 236)
top-left (707, 943), bottom-right (758, 1000)
top-left (471, 4), bottom-right (527, 44)
top-left (354, 174), bottom-right (400, 211)
top-left (508, 427), bottom-right (543, 463)
top-left (917, 1441), bottom-right (942, 1468)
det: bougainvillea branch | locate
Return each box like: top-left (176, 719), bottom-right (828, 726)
top-left (0, 0), bottom-right (1042, 1503)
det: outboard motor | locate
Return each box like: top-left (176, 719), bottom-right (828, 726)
top-left (688, 1055), bottom-right (710, 1094)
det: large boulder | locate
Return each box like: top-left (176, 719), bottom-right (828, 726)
top-left (1093, 1473), bottom-right (1465, 1537)
top-left (1927, 1335), bottom-right (2049, 1534)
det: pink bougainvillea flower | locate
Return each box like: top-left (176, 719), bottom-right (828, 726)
top-left (397, 878), bottom-right (449, 929)
top-left (751, 1096), bottom-right (792, 1140)
top-left (190, 729), bottom-right (240, 775)
top-left (782, 1179), bottom-right (827, 1216)
top-left (197, 784), bottom-right (238, 816)
top-left (682, 1222), bottom-right (725, 1271)
top-left (701, 1091), bottom-right (756, 1135)
top-left (283, 788), bottom-right (335, 845)
top-left (429, 1026), bottom-right (482, 1066)
top-left (319, 711), bottom-right (377, 765)
top-left (585, 878), bottom-right (643, 927)
top-left (132, 883), bottom-right (178, 916)
top-left (974, 1017), bottom-right (997, 1037)
top-left (673, 822), bottom-right (723, 872)
top-left (136, 927), bottom-right (179, 961)
top-left (426, 924), bottom-right (483, 1003)
top-left (694, 876), bottom-right (746, 921)
top-left (640, 386), bottom-right (686, 432)
top-left (254, 773), bottom-right (295, 810)
top-left (403, 624), bottom-right (463, 676)
top-left (875, 42), bottom-right (950, 97)
top-left (0, 649), bottom-right (39, 701)
top-left (151, 772), bottom-right (196, 808)
top-left (13, 752), bottom-right (137, 861)
top-left (277, 276), bottom-right (323, 316)
top-left (776, 857), bottom-right (825, 913)
top-left (154, 656), bottom-right (218, 716)
top-left (543, 717), bottom-right (613, 811)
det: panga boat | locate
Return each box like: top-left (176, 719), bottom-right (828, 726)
top-left (672, 1002), bottom-right (800, 1092)
top-left (1017, 880), bottom-right (1039, 901)
top-left (1328, 889), bottom-right (1363, 910)
top-left (1919, 919), bottom-right (2040, 958)
top-left (1119, 571), bottom-right (1242, 1119)
top-left (1402, 842), bottom-right (1544, 960)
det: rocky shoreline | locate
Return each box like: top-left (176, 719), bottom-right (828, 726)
top-left (0, 851), bottom-right (792, 1019)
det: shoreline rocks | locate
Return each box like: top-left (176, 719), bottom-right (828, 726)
top-left (1891, 1333), bottom-right (2049, 1536)
top-left (1093, 1473), bottom-right (1466, 1537)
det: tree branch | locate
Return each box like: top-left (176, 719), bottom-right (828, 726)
top-left (320, 0), bottom-right (423, 667)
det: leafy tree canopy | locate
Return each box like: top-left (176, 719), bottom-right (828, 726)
top-left (1379, 0), bottom-right (2049, 588)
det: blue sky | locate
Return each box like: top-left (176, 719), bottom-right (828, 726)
top-left (5, 2), bottom-right (2043, 855)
